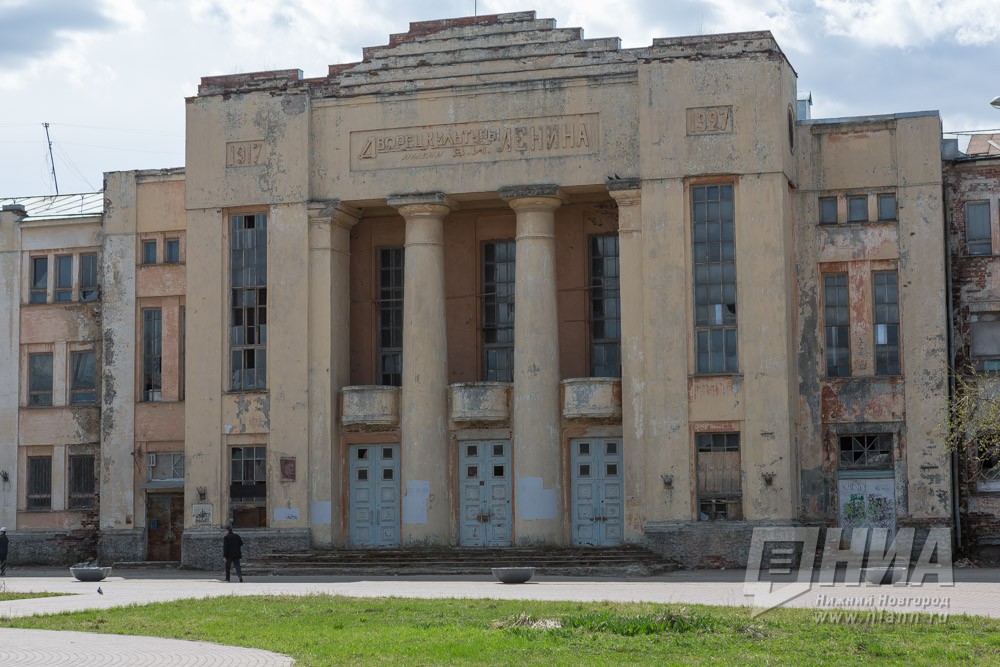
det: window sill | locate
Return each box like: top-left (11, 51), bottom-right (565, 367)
top-left (689, 372), bottom-right (743, 379)
top-left (818, 220), bottom-right (897, 227)
top-left (22, 299), bottom-right (100, 307)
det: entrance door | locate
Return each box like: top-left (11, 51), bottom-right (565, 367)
top-left (349, 444), bottom-right (400, 548)
top-left (147, 493), bottom-right (184, 561)
top-left (571, 438), bottom-right (624, 546)
top-left (459, 440), bottom-right (512, 547)
top-left (838, 475), bottom-right (896, 538)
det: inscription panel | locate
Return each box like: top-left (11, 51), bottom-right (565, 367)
top-left (686, 106), bottom-right (733, 135)
top-left (226, 140), bottom-right (264, 167)
top-left (350, 114), bottom-right (599, 171)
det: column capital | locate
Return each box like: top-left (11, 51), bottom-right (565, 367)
top-left (307, 200), bottom-right (361, 230)
top-left (608, 178), bottom-right (642, 208)
top-left (387, 192), bottom-right (456, 218)
top-left (499, 184), bottom-right (566, 212)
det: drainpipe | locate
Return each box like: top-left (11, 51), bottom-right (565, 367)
top-left (942, 159), bottom-right (962, 550)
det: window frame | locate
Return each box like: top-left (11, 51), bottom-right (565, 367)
top-left (877, 193), bottom-right (897, 222)
top-left (838, 433), bottom-right (893, 469)
top-left (142, 240), bottom-right (158, 265)
top-left (873, 270), bottom-right (900, 376)
top-left (79, 252), bottom-right (99, 301)
top-left (819, 196), bottom-right (838, 225)
top-left (966, 201), bottom-right (993, 256)
top-left (847, 195), bottom-right (869, 223)
top-left (823, 273), bottom-right (851, 377)
top-left (229, 213), bottom-right (268, 392)
top-left (142, 308), bottom-right (163, 402)
top-left (376, 246), bottom-right (404, 387)
top-left (165, 238), bottom-right (180, 264)
top-left (481, 239), bottom-right (516, 382)
top-left (26, 455), bottom-right (52, 511)
top-left (589, 233), bottom-right (621, 378)
top-left (69, 350), bottom-right (98, 404)
top-left (30, 256), bottom-right (48, 304)
top-left (692, 182), bottom-right (738, 374)
top-left (28, 352), bottom-right (53, 407)
top-left (67, 454), bottom-right (97, 510)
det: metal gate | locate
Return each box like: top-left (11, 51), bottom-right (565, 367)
top-left (459, 440), bottom-right (512, 547)
top-left (570, 438), bottom-right (624, 546)
top-left (348, 444), bottom-right (400, 548)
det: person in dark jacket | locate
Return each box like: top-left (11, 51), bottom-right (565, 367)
top-left (0, 527), bottom-right (8, 576)
top-left (222, 525), bottom-right (243, 582)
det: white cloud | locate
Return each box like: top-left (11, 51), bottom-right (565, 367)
top-left (816, 0), bottom-right (1000, 48)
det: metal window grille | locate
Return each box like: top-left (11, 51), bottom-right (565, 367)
top-left (54, 255), bottom-right (73, 302)
top-left (30, 256), bottom-right (47, 303)
top-left (819, 197), bottom-right (838, 224)
top-left (79, 253), bottom-right (99, 301)
top-left (482, 240), bottom-right (515, 382)
top-left (877, 193), bottom-right (897, 221)
top-left (590, 234), bottom-right (621, 377)
top-left (68, 454), bottom-right (96, 509)
top-left (839, 434), bottom-right (893, 468)
top-left (143, 309), bottom-right (162, 401)
top-left (696, 433), bottom-right (741, 520)
top-left (847, 195), bottom-right (868, 222)
top-left (966, 201), bottom-right (992, 256)
top-left (28, 353), bottom-right (53, 406)
top-left (230, 446), bottom-right (266, 501)
top-left (70, 351), bottom-right (97, 404)
top-left (26, 456), bottom-right (52, 510)
top-left (824, 273), bottom-right (851, 377)
top-left (692, 184), bottom-right (738, 373)
top-left (377, 247), bottom-right (403, 386)
top-left (230, 213), bottom-right (267, 391)
top-left (873, 271), bottom-right (900, 375)
top-left (142, 240), bottom-right (157, 264)
top-left (165, 239), bottom-right (180, 263)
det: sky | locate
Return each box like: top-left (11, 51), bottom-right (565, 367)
top-left (1, 0), bottom-right (999, 197)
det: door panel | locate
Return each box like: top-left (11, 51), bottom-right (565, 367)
top-left (571, 438), bottom-right (624, 546)
top-left (349, 444), bottom-right (400, 548)
top-left (838, 476), bottom-right (896, 538)
top-left (459, 440), bottom-right (512, 547)
top-left (147, 493), bottom-right (184, 561)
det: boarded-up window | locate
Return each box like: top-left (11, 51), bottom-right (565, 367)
top-left (696, 433), bottom-right (742, 520)
top-left (68, 454), bottom-right (96, 509)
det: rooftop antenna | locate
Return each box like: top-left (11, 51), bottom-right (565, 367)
top-left (43, 122), bottom-right (59, 195)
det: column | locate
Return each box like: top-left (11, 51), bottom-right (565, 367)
top-left (500, 185), bottom-right (564, 544)
top-left (0, 205), bottom-right (24, 531)
top-left (307, 201), bottom-right (359, 547)
top-left (388, 193), bottom-right (453, 544)
top-left (609, 180), bottom-right (647, 540)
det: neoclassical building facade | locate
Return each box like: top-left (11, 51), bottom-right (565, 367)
top-left (0, 12), bottom-right (953, 567)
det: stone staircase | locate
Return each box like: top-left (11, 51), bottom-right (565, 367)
top-left (244, 544), bottom-right (676, 577)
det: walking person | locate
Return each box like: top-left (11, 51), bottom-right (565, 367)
top-left (222, 525), bottom-right (243, 582)
top-left (0, 527), bottom-right (9, 576)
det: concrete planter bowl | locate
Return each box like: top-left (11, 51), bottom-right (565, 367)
top-left (70, 565), bottom-right (112, 582)
top-left (492, 567), bottom-right (535, 584)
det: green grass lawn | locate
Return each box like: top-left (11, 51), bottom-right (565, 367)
top-left (3, 595), bottom-right (1000, 666)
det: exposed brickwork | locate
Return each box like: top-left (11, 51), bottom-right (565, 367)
top-left (945, 156), bottom-right (1000, 558)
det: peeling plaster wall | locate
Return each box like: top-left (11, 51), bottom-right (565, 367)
top-left (794, 114), bottom-right (950, 526)
top-left (0, 208), bottom-right (23, 530)
top-left (945, 156), bottom-right (1000, 553)
top-left (100, 172), bottom-right (139, 535)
